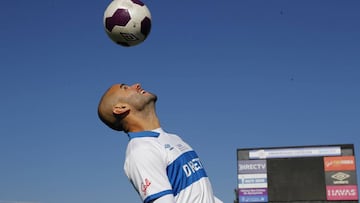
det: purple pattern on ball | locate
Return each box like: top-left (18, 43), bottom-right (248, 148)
top-left (131, 0), bottom-right (145, 6)
top-left (105, 9), bottom-right (130, 32)
top-left (141, 17), bottom-right (151, 38)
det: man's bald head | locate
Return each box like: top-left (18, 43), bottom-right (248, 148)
top-left (98, 84), bottom-right (127, 131)
top-left (98, 83), bottom-right (159, 132)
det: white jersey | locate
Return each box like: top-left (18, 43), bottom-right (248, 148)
top-left (124, 128), bottom-right (222, 203)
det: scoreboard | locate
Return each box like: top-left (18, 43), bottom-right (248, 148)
top-left (237, 144), bottom-right (358, 202)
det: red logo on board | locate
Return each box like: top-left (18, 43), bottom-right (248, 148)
top-left (326, 185), bottom-right (358, 200)
top-left (324, 156), bottom-right (356, 171)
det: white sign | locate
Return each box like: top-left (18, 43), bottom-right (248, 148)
top-left (249, 146), bottom-right (341, 159)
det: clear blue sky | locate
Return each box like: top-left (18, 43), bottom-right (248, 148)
top-left (0, 0), bottom-right (359, 202)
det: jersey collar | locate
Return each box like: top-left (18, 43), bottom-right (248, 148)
top-left (127, 131), bottom-right (160, 140)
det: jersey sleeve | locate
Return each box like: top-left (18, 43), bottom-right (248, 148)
top-left (151, 194), bottom-right (176, 203)
top-left (124, 142), bottom-right (173, 203)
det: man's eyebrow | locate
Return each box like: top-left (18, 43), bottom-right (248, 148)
top-left (119, 84), bottom-right (124, 89)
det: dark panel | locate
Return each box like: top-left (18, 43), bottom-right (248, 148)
top-left (267, 157), bottom-right (326, 201)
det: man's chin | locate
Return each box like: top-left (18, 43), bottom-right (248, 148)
top-left (146, 92), bottom-right (157, 101)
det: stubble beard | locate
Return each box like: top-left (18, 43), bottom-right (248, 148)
top-left (130, 92), bottom-right (158, 112)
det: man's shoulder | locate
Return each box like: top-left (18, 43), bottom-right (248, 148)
top-left (125, 137), bottom-right (164, 158)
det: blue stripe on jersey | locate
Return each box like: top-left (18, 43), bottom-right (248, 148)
top-left (144, 190), bottom-right (173, 203)
top-left (166, 150), bottom-right (208, 196)
top-left (127, 131), bottom-right (160, 140)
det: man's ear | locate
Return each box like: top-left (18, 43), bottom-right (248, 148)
top-left (113, 103), bottom-right (130, 115)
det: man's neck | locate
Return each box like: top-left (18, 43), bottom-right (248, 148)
top-left (126, 113), bottom-right (160, 132)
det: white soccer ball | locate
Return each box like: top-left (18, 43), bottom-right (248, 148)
top-left (103, 0), bottom-right (152, 47)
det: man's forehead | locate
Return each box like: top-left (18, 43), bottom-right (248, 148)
top-left (109, 84), bottom-right (122, 91)
top-left (103, 84), bottom-right (121, 96)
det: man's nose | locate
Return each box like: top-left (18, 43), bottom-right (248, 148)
top-left (131, 83), bottom-right (141, 89)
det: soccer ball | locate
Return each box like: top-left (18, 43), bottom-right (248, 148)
top-left (103, 0), bottom-right (152, 47)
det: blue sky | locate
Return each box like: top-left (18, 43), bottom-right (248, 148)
top-left (0, 0), bottom-right (359, 202)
